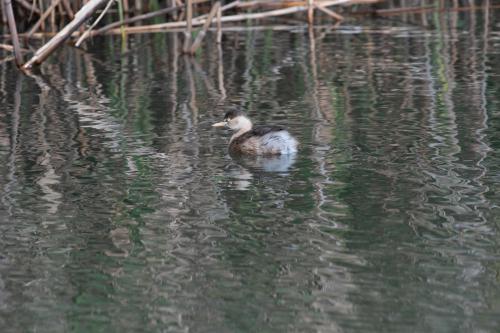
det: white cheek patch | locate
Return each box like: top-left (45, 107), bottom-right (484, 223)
top-left (229, 118), bottom-right (238, 129)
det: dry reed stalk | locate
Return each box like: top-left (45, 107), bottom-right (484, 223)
top-left (78, 1), bottom-right (86, 34)
top-left (189, 1), bottom-right (220, 54)
top-left (314, 3), bottom-right (343, 20)
top-left (15, 0), bottom-right (41, 15)
top-left (216, 3), bottom-right (222, 44)
top-left (93, 3), bottom-right (181, 35)
top-left (307, 0), bottom-right (314, 24)
top-left (3, 0), bottom-right (23, 66)
top-left (75, 0), bottom-right (115, 47)
top-left (107, 0), bottom-right (356, 34)
top-left (96, 0), bottom-right (208, 31)
top-left (110, 4), bottom-right (309, 34)
top-left (23, 0), bottom-right (109, 69)
top-left (1, 1), bottom-right (7, 24)
top-left (372, 3), bottom-right (500, 16)
top-left (22, 23), bottom-right (355, 38)
top-left (51, 4), bottom-right (56, 32)
top-left (337, 0), bottom-right (378, 4)
top-left (177, 8), bottom-right (185, 21)
top-left (175, 1), bottom-right (215, 18)
top-left (196, 0), bottom-right (240, 20)
top-left (38, 0), bottom-right (45, 31)
top-left (183, 0), bottom-right (193, 53)
top-left (233, 0), bottom-right (299, 9)
top-left (134, 0), bottom-right (141, 13)
top-left (28, 0), bottom-right (63, 37)
top-left (57, 1), bottom-right (64, 17)
top-left (233, 0), bottom-right (358, 9)
top-left (0, 56), bottom-right (15, 64)
top-left (314, 0), bottom-right (353, 7)
top-left (117, 0), bottom-right (126, 43)
top-left (169, 0), bottom-right (178, 19)
top-left (0, 43), bottom-right (29, 52)
top-left (62, 0), bottom-right (74, 19)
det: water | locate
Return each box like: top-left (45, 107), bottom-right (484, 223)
top-left (1, 9), bottom-right (500, 333)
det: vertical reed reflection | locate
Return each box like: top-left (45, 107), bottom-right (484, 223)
top-left (217, 43), bottom-right (227, 101)
top-left (31, 73), bottom-right (63, 215)
top-left (2, 73), bottom-right (22, 216)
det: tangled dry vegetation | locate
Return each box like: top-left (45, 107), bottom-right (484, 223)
top-left (0, 0), bottom-right (495, 71)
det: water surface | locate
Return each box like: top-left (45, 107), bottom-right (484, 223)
top-left (1, 9), bottom-right (500, 333)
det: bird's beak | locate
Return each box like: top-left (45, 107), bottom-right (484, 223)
top-left (212, 121), bottom-right (227, 128)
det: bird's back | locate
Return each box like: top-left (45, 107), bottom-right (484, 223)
top-left (230, 126), bottom-right (298, 155)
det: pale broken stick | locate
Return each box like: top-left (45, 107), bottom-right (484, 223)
top-left (22, 0), bottom-right (109, 69)
top-left (75, 0), bottom-right (116, 47)
top-left (189, 1), bottom-right (220, 54)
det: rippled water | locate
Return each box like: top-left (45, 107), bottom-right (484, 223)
top-left (1, 9), bottom-right (500, 333)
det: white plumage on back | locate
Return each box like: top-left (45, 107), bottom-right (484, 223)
top-left (259, 131), bottom-right (298, 155)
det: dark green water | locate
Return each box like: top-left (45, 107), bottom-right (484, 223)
top-left (1, 10), bottom-right (500, 333)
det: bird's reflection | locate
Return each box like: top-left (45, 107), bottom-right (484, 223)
top-left (235, 153), bottom-right (297, 173)
top-left (225, 153), bottom-right (297, 190)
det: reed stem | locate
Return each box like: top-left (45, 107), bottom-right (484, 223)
top-left (75, 0), bottom-right (115, 47)
top-left (15, 0), bottom-right (41, 15)
top-left (216, 3), bottom-right (222, 44)
top-left (189, 1), bottom-right (220, 54)
top-left (62, 0), bottom-right (74, 19)
top-left (3, 0), bottom-right (23, 67)
top-left (315, 3), bottom-right (343, 20)
top-left (23, 0), bottom-right (109, 69)
top-left (28, 0), bottom-right (63, 37)
top-left (94, 2), bottom-right (181, 35)
top-left (183, 0), bottom-right (193, 53)
top-left (307, 0), bottom-right (314, 25)
top-left (1, 0), bottom-right (7, 24)
top-left (117, 0), bottom-right (127, 45)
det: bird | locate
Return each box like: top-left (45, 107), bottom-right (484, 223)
top-left (212, 110), bottom-right (298, 155)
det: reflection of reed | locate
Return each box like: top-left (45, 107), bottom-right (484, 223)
top-left (167, 31), bottom-right (179, 138)
top-left (421, 1), bottom-right (491, 232)
top-left (189, 55), bottom-right (219, 98)
top-left (466, 1), bottom-right (492, 228)
top-left (392, 8), bottom-right (497, 314)
top-left (474, 1), bottom-right (491, 185)
top-left (183, 55), bottom-right (198, 128)
top-left (0, 57), bottom-right (5, 96)
top-left (300, 26), bottom-right (358, 328)
top-left (306, 27), bottom-right (328, 209)
top-left (30, 73), bottom-right (63, 215)
top-left (242, 30), bottom-right (257, 111)
top-left (217, 44), bottom-right (227, 100)
top-left (2, 73), bottom-right (22, 215)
